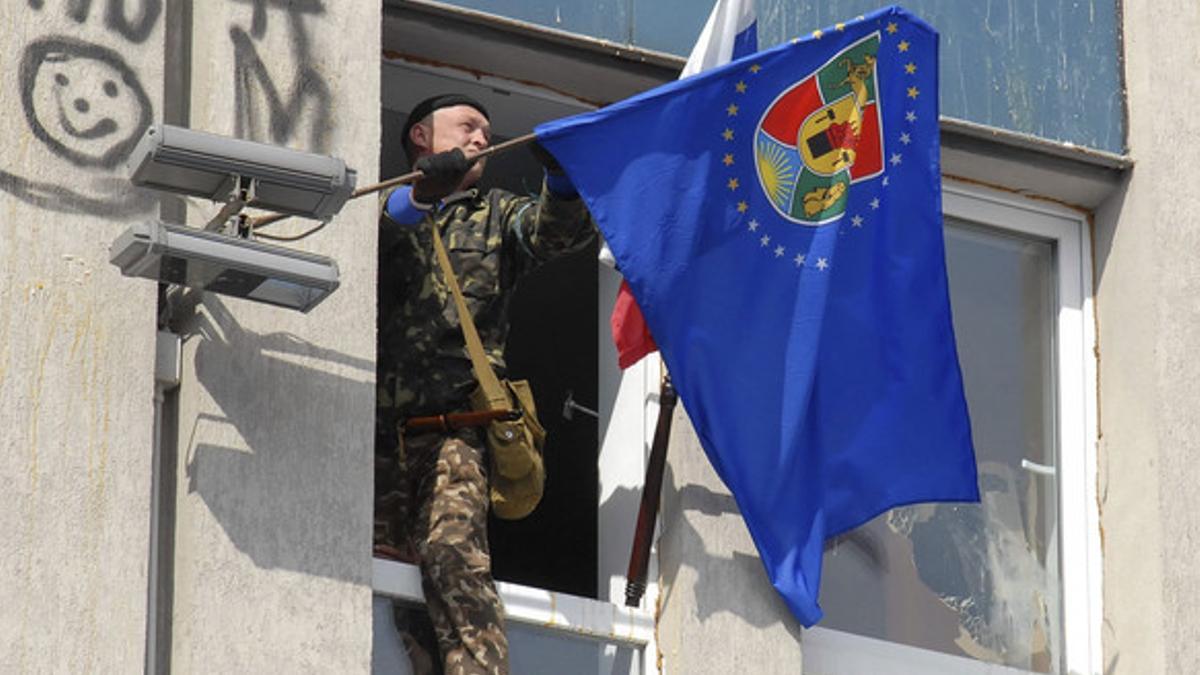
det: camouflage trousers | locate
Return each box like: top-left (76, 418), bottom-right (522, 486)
top-left (376, 426), bottom-right (509, 675)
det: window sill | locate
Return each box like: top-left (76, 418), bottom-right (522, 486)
top-left (372, 557), bottom-right (655, 647)
top-left (940, 116), bottom-right (1131, 211)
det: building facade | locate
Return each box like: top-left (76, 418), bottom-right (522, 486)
top-left (1, 1), bottom-right (1195, 673)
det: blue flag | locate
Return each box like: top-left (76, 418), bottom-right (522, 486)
top-left (536, 6), bottom-right (979, 626)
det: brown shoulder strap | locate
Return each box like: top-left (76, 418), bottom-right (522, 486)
top-left (427, 214), bottom-right (510, 411)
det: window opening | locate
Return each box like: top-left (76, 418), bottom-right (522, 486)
top-left (487, 142), bottom-right (600, 598)
top-left (806, 185), bottom-right (1098, 675)
top-left (820, 218), bottom-right (1061, 671)
top-left (375, 53), bottom-right (663, 675)
top-left (377, 68), bottom-right (603, 599)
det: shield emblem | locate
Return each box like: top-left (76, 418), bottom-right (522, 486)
top-left (754, 34), bottom-right (884, 225)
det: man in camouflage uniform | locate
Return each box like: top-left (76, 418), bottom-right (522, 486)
top-left (375, 93), bottom-right (594, 675)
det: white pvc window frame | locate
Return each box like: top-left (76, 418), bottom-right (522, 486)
top-left (372, 558), bottom-right (655, 649)
top-left (802, 180), bottom-right (1102, 675)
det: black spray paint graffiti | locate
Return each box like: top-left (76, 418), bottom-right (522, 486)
top-left (229, 0), bottom-right (332, 153)
top-left (230, 27), bottom-right (331, 153)
top-left (1, 3), bottom-right (161, 218)
top-left (3, 0), bottom-right (336, 218)
top-left (26, 0), bottom-right (163, 44)
top-left (21, 37), bottom-right (153, 169)
top-left (230, 0), bottom-right (323, 47)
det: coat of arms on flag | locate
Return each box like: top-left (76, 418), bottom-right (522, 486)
top-left (755, 34), bottom-right (884, 225)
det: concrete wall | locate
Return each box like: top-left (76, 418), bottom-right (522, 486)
top-left (657, 408), bottom-right (805, 673)
top-left (0, 2), bottom-right (380, 672)
top-left (162, 2), bottom-right (379, 673)
top-left (0, 2), bottom-right (164, 672)
top-left (1094, 2), bottom-right (1200, 673)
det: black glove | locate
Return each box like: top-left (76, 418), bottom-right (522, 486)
top-left (412, 148), bottom-right (472, 203)
top-left (529, 141), bottom-right (564, 175)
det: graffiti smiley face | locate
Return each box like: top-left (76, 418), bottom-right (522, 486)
top-left (21, 37), bottom-right (152, 169)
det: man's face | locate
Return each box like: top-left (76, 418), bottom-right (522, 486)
top-left (416, 104), bottom-right (491, 189)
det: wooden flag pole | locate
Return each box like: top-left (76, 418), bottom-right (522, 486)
top-left (248, 132), bottom-right (539, 231)
top-left (625, 372), bottom-right (678, 607)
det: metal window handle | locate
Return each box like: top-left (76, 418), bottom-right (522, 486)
top-left (562, 390), bottom-right (599, 420)
top-left (1020, 458), bottom-right (1057, 477)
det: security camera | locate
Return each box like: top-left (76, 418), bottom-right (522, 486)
top-left (126, 124), bottom-right (357, 221)
top-left (110, 220), bottom-right (340, 313)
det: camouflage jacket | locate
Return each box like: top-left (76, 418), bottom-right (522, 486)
top-left (376, 182), bottom-right (595, 425)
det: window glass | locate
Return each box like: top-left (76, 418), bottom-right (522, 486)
top-left (629, 0), bottom-right (711, 55)
top-left (436, 0), bottom-right (1124, 152)
top-left (435, 0), bottom-right (630, 44)
top-left (756, 1), bottom-right (1123, 152)
top-left (818, 218), bottom-right (1062, 672)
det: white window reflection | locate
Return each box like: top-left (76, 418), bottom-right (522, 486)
top-left (819, 218), bottom-right (1062, 673)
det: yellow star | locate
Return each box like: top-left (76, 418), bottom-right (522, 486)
top-left (726, 103), bottom-right (739, 116)
top-left (898, 40), bottom-right (910, 52)
top-left (735, 81), bottom-right (748, 94)
top-left (904, 62), bottom-right (917, 75)
top-left (749, 64), bottom-right (762, 74)
top-left (722, 128), bottom-right (734, 141)
top-left (727, 177), bottom-right (739, 191)
top-left (812, 29), bottom-right (823, 39)
top-left (886, 22), bottom-right (899, 34)
top-left (737, 201), bottom-right (749, 213)
top-left (722, 153), bottom-right (734, 166)
top-left (835, 23), bottom-right (845, 31)
top-left (907, 86), bottom-right (920, 99)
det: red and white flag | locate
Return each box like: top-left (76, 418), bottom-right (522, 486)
top-left (611, 0), bottom-right (758, 368)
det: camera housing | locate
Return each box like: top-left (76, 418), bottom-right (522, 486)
top-left (127, 124), bottom-right (357, 221)
top-left (110, 220), bottom-right (340, 313)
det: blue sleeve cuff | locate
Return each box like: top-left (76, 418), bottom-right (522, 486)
top-left (544, 171), bottom-right (578, 199)
top-left (384, 185), bottom-right (430, 226)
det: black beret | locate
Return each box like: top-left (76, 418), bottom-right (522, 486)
top-left (402, 94), bottom-right (490, 145)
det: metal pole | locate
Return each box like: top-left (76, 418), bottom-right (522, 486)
top-left (624, 373), bottom-right (677, 607)
top-left (248, 132), bottom-right (539, 230)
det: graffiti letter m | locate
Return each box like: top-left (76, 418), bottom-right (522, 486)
top-left (230, 27), bottom-right (332, 153)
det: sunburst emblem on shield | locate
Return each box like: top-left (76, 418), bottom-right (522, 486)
top-left (754, 34), bottom-right (885, 225)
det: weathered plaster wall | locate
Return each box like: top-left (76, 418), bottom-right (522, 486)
top-left (0, 1), bottom-right (164, 671)
top-left (657, 408), bottom-right (805, 673)
top-left (162, 2), bottom-right (380, 673)
top-left (1094, 2), bottom-right (1199, 673)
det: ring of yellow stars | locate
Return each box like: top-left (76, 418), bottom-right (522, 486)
top-left (904, 62), bottom-right (917, 75)
top-left (749, 64), bottom-right (762, 74)
top-left (886, 22), bottom-right (899, 34)
top-left (722, 128), bottom-right (734, 141)
top-left (722, 153), bottom-right (734, 166)
top-left (727, 177), bottom-right (740, 191)
top-left (898, 40), bottom-right (910, 52)
top-left (907, 86), bottom-right (920, 99)
top-left (737, 201), bottom-right (749, 213)
top-left (735, 81), bottom-right (748, 94)
top-left (812, 29), bottom-right (823, 39)
top-left (726, 103), bottom-right (739, 116)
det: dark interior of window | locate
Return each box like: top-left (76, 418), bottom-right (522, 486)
top-left (380, 107), bottom-right (600, 598)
